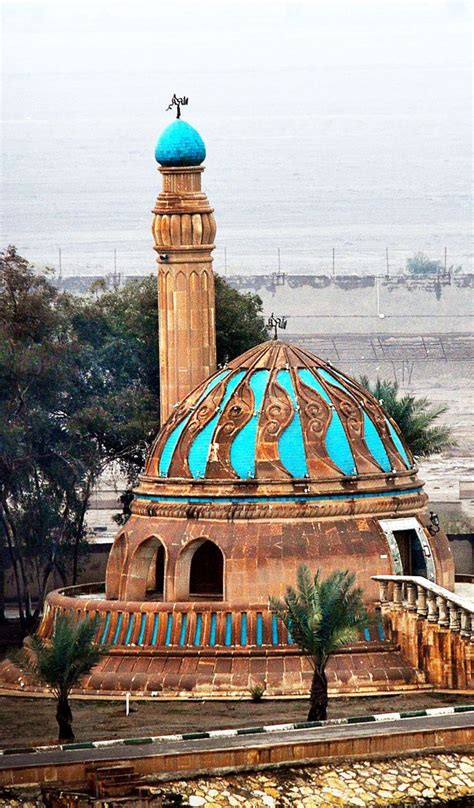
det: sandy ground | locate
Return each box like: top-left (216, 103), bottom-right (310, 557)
top-left (413, 371), bottom-right (473, 510)
top-left (0, 691), bottom-right (472, 749)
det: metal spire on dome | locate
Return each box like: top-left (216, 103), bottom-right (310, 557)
top-left (266, 313), bottom-right (288, 340)
top-left (166, 93), bottom-right (189, 119)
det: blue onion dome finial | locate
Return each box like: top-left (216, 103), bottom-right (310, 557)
top-left (155, 93), bottom-right (206, 167)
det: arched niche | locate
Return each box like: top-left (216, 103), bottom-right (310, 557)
top-left (146, 541), bottom-right (166, 598)
top-left (175, 538), bottom-right (224, 601)
top-left (105, 532), bottom-right (127, 599)
top-left (125, 536), bottom-right (167, 602)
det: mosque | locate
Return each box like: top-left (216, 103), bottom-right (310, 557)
top-left (1, 110), bottom-right (458, 698)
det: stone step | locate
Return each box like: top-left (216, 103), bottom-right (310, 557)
top-left (86, 763), bottom-right (140, 798)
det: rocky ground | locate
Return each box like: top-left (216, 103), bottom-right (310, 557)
top-left (163, 754), bottom-right (474, 806)
top-left (1, 753), bottom-right (473, 806)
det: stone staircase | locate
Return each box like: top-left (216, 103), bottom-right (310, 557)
top-left (86, 763), bottom-right (142, 798)
top-left (41, 764), bottom-right (189, 806)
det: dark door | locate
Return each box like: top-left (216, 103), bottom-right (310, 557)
top-left (189, 541), bottom-right (224, 599)
top-left (155, 544), bottom-right (165, 595)
top-left (393, 529), bottom-right (427, 577)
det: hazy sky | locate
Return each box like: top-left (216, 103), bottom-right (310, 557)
top-left (1, 0), bottom-right (472, 275)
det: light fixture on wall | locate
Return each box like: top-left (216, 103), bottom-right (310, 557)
top-left (428, 511), bottom-right (440, 535)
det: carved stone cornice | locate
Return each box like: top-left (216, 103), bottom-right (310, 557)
top-left (131, 490), bottom-right (428, 521)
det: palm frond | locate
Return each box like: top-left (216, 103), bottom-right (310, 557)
top-left (10, 614), bottom-right (104, 696)
top-left (273, 566), bottom-right (368, 673)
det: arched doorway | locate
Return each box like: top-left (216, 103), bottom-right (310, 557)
top-left (125, 536), bottom-right (167, 601)
top-left (379, 518), bottom-right (435, 582)
top-left (175, 539), bottom-right (224, 601)
top-left (189, 540), bottom-right (224, 599)
top-left (393, 528), bottom-right (427, 578)
top-left (146, 542), bottom-right (166, 598)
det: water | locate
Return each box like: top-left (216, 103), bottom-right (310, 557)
top-left (1, 1), bottom-right (472, 277)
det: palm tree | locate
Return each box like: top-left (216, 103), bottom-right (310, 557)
top-left (360, 376), bottom-right (454, 457)
top-left (12, 614), bottom-right (103, 741)
top-left (271, 566), bottom-right (367, 721)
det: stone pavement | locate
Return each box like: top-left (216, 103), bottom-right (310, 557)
top-left (164, 753), bottom-right (474, 806)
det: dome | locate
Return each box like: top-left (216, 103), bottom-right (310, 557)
top-left (155, 119), bottom-right (206, 167)
top-left (146, 340), bottom-right (413, 484)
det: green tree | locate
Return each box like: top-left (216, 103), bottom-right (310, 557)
top-left (406, 252), bottom-right (462, 276)
top-left (359, 376), bottom-right (453, 456)
top-left (0, 247), bottom-right (91, 629)
top-left (271, 566), bottom-right (367, 721)
top-left (406, 253), bottom-right (443, 276)
top-left (12, 614), bottom-right (103, 740)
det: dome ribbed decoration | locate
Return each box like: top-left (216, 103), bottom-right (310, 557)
top-left (155, 119), bottom-right (206, 167)
top-left (146, 341), bottom-right (413, 483)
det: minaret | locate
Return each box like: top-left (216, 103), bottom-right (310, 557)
top-left (152, 98), bottom-right (217, 424)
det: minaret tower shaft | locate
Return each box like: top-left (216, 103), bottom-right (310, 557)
top-left (152, 111), bottom-right (217, 424)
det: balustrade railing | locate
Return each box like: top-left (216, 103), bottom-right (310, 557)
top-left (373, 575), bottom-right (474, 642)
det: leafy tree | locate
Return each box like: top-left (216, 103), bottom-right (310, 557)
top-left (0, 250), bottom-right (158, 626)
top-left (271, 566), bottom-right (367, 721)
top-left (406, 253), bottom-right (443, 276)
top-left (12, 614), bottom-right (103, 740)
top-left (406, 252), bottom-right (462, 276)
top-left (0, 247), bottom-right (91, 629)
top-left (359, 376), bottom-right (453, 456)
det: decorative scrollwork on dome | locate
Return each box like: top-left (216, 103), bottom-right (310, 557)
top-left (147, 340), bottom-right (416, 488)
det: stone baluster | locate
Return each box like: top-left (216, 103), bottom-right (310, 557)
top-left (406, 582), bottom-right (417, 611)
top-left (447, 601), bottom-right (461, 632)
top-left (378, 579), bottom-right (390, 605)
top-left (416, 585), bottom-right (428, 617)
top-left (460, 609), bottom-right (471, 638)
top-left (427, 591), bottom-right (439, 623)
top-left (436, 595), bottom-right (449, 627)
top-left (393, 581), bottom-right (403, 608)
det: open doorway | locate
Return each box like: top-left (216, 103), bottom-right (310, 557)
top-left (379, 517), bottom-right (435, 581)
top-left (189, 540), bottom-right (224, 600)
top-left (393, 528), bottom-right (427, 577)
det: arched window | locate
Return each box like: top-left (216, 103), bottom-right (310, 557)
top-left (175, 539), bottom-right (224, 601)
top-left (146, 542), bottom-right (166, 597)
top-left (189, 540), bottom-right (224, 599)
top-left (124, 536), bottom-right (166, 601)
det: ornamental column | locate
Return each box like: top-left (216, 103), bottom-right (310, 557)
top-left (152, 114), bottom-right (217, 424)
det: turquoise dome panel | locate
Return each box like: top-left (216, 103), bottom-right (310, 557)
top-left (362, 412), bottom-right (392, 472)
top-left (276, 370), bottom-right (309, 478)
top-left (318, 368), bottom-right (393, 472)
top-left (385, 418), bottom-right (411, 468)
top-left (298, 369), bottom-right (356, 475)
top-left (230, 370), bottom-right (269, 479)
top-left (188, 371), bottom-right (246, 478)
top-left (155, 119), bottom-right (206, 167)
top-left (158, 369), bottom-right (230, 477)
